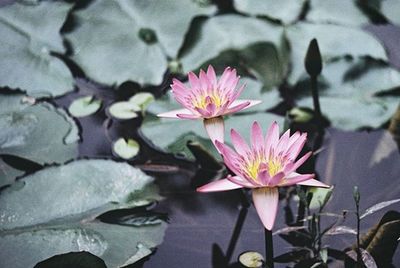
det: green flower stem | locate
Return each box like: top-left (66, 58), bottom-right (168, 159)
top-left (265, 228), bottom-right (274, 268)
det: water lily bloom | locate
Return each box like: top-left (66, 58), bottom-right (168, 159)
top-left (157, 65), bottom-right (261, 146)
top-left (197, 121), bottom-right (330, 230)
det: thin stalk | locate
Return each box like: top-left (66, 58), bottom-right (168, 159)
top-left (264, 228), bottom-right (274, 268)
top-left (355, 200), bottom-right (361, 267)
top-left (310, 75), bottom-right (322, 121)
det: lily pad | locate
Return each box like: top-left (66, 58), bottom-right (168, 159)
top-left (307, 0), bottom-right (370, 26)
top-left (66, 0), bottom-right (215, 86)
top-left (108, 102), bottom-right (139, 120)
top-left (112, 138), bottom-right (140, 160)
top-left (234, 0), bottom-right (305, 24)
top-left (0, 159), bottom-right (166, 268)
top-left (295, 58), bottom-right (400, 130)
top-left (285, 22), bottom-right (388, 85)
top-left (129, 92), bottom-right (155, 114)
top-left (0, 1), bottom-right (74, 97)
top-left (180, 15), bottom-right (285, 73)
top-left (68, 96), bottom-right (102, 118)
top-left (0, 94), bottom-right (79, 187)
top-left (140, 112), bottom-right (284, 161)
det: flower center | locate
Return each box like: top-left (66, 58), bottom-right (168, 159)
top-left (245, 156), bottom-right (282, 180)
top-left (193, 94), bottom-right (223, 109)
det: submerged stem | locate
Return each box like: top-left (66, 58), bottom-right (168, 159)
top-left (264, 228), bottom-right (274, 268)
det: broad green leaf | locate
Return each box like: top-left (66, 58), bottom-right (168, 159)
top-left (35, 252), bottom-right (107, 268)
top-left (140, 112), bottom-right (284, 160)
top-left (285, 22), bottom-right (387, 85)
top-left (68, 96), bottom-right (102, 118)
top-left (307, 0), bottom-right (370, 26)
top-left (0, 94), bottom-right (79, 187)
top-left (295, 58), bottom-right (400, 130)
top-left (0, 158), bottom-right (24, 188)
top-left (238, 251), bottom-right (264, 268)
top-left (0, 159), bottom-right (166, 268)
top-left (112, 138), bottom-right (140, 159)
top-left (66, 0), bottom-right (215, 86)
top-left (234, 0), bottom-right (305, 24)
top-left (108, 102), bottom-right (139, 120)
top-left (180, 15), bottom-right (285, 73)
top-left (0, 1), bottom-right (74, 97)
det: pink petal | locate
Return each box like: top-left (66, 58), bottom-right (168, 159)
top-left (171, 78), bottom-right (188, 92)
top-left (229, 84), bottom-right (245, 101)
top-left (177, 113), bottom-right (202, 119)
top-left (230, 128), bottom-right (250, 155)
top-left (287, 133), bottom-right (307, 160)
top-left (206, 65), bottom-right (217, 86)
top-left (278, 173), bottom-right (315, 187)
top-left (188, 72), bottom-right (201, 89)
top-left (228, 175), bottom-right (259, 188)
top-left (297, 179), bottom-right (330, 188)
top-left (195, 106), bottom-right (212, 117)
top-left (157, 108), bottom-right (195, 119)
top-left (199, 69), bottom-right (211, 91)
top-left (204, 117), bottom-right (225, 149)
top-left (257, 170), bottom-right (271, 185)
top-left (197, 178), bottom-right (243, 192)
top-left (284, 152), bottom-right (312, 174)
top-left (251, 121), bottom-right (264, 152)
top-left (268, 172), bottom-right (285, 187)
top-left (215, 141), bottom-right (243, 176)
top-left (252, 187), bottom-right (279, 230)
top-left (205, 102), bottom-right (217, 116)
top-left (276, 129), bottom-right (290, 153)
top-left (265, 121), bottom-right (280, 156)
top-left (224, 99), bottom-right (261, 115)
top-left (218, 67), bottom-right (233, 89)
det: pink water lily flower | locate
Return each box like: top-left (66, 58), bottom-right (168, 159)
top-left (197, 121), bottom-right (330, 230)
top-left (157, 65), bottom-right (261, 146)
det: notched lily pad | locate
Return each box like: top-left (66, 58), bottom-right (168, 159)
top-left (108, 102), bottom-right (139, 120)
top-left (68, 95), bottom-right (102, 118)
top-left (112, 138), bottom-right (140, 160)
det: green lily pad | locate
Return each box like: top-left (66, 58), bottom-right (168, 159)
top-left (108, 102), bottom-right (139, 120)
top-left (0, 1), bottom-right (74, 97)
top-left (0, 94), bottom-right (79, 187)
top-left (180, 15), bottom-right (285, 73)
top-left (285, 22), bottom-right (388, 85)
top-left (234, 0), bottom-right (306, 24)
top-left (68, 96), bottom-right (102, 118)
top-left (140, 111), bottom-right (284, 161)
top-left (295, 58), bottom-right (400, 130)
top-left (0, 159), bottom-right (166, 268)
top-left (307, 0), bottom-right (370, 26)
top-left (112, 138), bottom-right (140, 160)
top-left (129, 92), bottom-right (155, 113)
top-left (66, 0), bottom-right (215, 86)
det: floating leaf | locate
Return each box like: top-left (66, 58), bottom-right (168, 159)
top-left (66, 0), bottom-right (215, 86)
top-left (238, 251), bottom-right (264, 268)
top-left (0, 94), bottom-right (79, 187)
top-left (129, 92), bottom-right (155, 114)
top-left (308, 187), bottom-right (333, 210)
top-left (112, 138), bottom-right (140, 160)
top-left (180, 15), bottom-right (284, 74)
top-left (108, 102), bottom-right (139, 120)
top-left (234, 0), bottom-right (305, 24)
top-left (141, 111), bottom-right (284, 161)
top-left (286, 22), bottom-right (387, 85)
top-left (0, 1), bottom-right (74, 97)
top-left (295, 58), bottom-right (400, 130)
top-left (68, 96), bottom-right (102, 118)
top-left (307, 0), bottom-right (370, 26)
top-left (0, 159), bottom-right (166, 268)
top-left (361, 198), bottom-right (400, 219)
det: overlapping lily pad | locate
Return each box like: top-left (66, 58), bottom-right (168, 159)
top-left (66, 0), bottom-right (215, 86)
top-left (0, 1), bottom-right (74, 97)
top-left (233, 0), bottom-right (305, 25)
top-left (0, 159), bottom-right (166, 268)
top-left (294, 58), bottom-right (400, 129)
top-left (0, 94), bottom-right (79, 187)
top-left (285, 22), bottom-right (388, 85)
